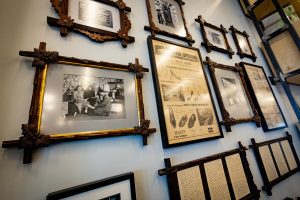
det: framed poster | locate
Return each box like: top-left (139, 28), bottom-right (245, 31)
top-left (47, 0), bottom-right (135, 47)
top-left (240, 62), bottom-right (287, 131)
top-left (158, 142), bottom-right (260, 200)
top-left (147, 37), bottom-right (223, 148)
top-left (205, 57), bottom-right (261, 132)
top-left (229, 25), bottom-right (257, 62)
top-left (144, 0), bottom-right (194, 46)
top-left (250, 132), bottom-right (300, 196)
top-left (47, 172), bottom-right (136, 200)
top-left (237, 0), bottom-right (258, 18)
top-left (195, 15), bottom-right (234, 58)
top-left (2, 42), bottom-right (156, 164)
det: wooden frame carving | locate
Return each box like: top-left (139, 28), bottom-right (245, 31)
top-left (47, 172), bottom-right (136, 200)
top-left (47, 0), bottom-right (135, 47)
top-left (158, 142), bottom-right (260, 200)
top-left (250, 132), bottom-right (300, 196)
top-left (229, 25), bottom-right (257, 62)
top-left (2, 42), bottom-right (156, 164)
top-left (195, 15), bottom-right (234, 58)
top-left (204, 57), bottom-right (261, 132)
top-left (239, 62), bottom-right (287, 132)
top-left (144, 0), bottom-right (195, 46)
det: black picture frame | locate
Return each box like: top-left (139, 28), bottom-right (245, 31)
top-left (239, 62), bottom-right (287, 132)
top-left (147, 36), bottom-right (223, 148)
top-left (229, 25), bottom-right (257, 62)
top-left (158, 142), bottom-right (261, 200)
top-left (195, 15), bottom-right (234, 58)
top-left (250, 132), bottom-right (300, 196)
top-left (47, 172), bottom-right (136, 200)
top-left (205, 57), bottom-right (261, 132)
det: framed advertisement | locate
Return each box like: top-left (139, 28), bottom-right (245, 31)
top-left (250, 132), bottom-right (300, 196)
top-left (147, 37), bottom-right (223, 148)
top-left (47, 0), bottom-right (135, 47)
top-left (229, 25), bottom-right (257, 62)
top-left (47, 172), bottom-right (136, 200)
top-left (239, 62), bottom-right (287, 131)
top-left (2, 42), bottom-right (156, 164)
top-left (205, 57), bottom-right (261, 132)
top-left (195, 15), bottom-right (234, 58)
top-left (158, 142), bottom-right (260, 200)
top-left (144, 0), bottom-right (194, 46)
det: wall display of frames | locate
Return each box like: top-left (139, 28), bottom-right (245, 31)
top-left (205, 57), bottom-right (261, 132)
top-left (195, 15), bottom-right (234, 58)
top-left (250, 132), bottom-right (300, 196)
top-left (240, 62), bottom-right (287, 132)
top-left (144, 0), bottom-right (195, 46)
top-left (158, 142), bottom-right (260, 200)
top-left (1, 42), bottom-right (156, 164)
top-left (229, 25), bottom-right (257, 62)
top-left (47, 0), bottom-right (135, 47)
top-left (147, 37), bottom-right (223, 148)
top-left (47, 172), bottom-right (136, 200)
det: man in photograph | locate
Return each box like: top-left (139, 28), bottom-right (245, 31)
top-left (93, 84), bottom-right (112, 116)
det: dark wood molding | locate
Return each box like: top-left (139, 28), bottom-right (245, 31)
top-left (2, 42), bottom-right (156, 164)
top-left (47, 0), bottom-right (135, 47)
top-left (195, 15), bottom-right (234, 58)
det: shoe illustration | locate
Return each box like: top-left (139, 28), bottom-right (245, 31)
top-left (169, 107), bottom-right (176, 128)
top-left (179, 114), bottom-right (188, 127)
top-left (188, 113), bottom-right (196, 128)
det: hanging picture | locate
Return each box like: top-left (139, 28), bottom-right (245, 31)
top-left (147, 37), bottom-right (223, 148)
top-left (47, 0), bottom-right (135, 47)
top-left (195, 15), bottom-right (234, 58)
top-left (229, 25), bottom-right (257, 62)
top-left (240, 62), bottom-right (287, 131)
top-left (2, 42), bottom-right (156, 164)
top-left (144, 0), bottom-right (194, 45)
top-left (205, 57), bottom-right (261, 132)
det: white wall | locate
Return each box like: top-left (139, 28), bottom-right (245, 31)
top-left (0, 0), bottom-right (299, 199)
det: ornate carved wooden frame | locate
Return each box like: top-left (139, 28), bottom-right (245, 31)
top-left (2, 42), bottom-right (156, 164)
top-left (158, 142), bottom-right (260, 200)
top-left (195, 15), bottom-right (234, 58)
top-left (144, 0), bottom-right (194, 46)
top-left (250, 132), bottom-right (300, 196)
top-left (204, 57), bottom-right (261, 132)
top-left (47, 0), bottom-right (135, 47)
top-left (229, 25), bottom-right (257, 62)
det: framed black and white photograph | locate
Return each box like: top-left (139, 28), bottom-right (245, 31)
top-left (47, 0), bottom-right (135, 47)
top-left (47, 172), bottom-right (136, 200)
top-left (2, 42), bottom-right (156, 164)
top-left (144, 0), bottom-right (194, 45)
top-left (195, 15), bottom-right (234, 58)
top-left (147, 37), bottom-right (223, 148)
top-left (240, 62), bottom-right (287, 132)
top-left (205, 57), bottom-right (261, 132)
top-left (229, 25), bottom-right (257, 62)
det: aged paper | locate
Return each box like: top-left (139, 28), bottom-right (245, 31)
top-left (259, 146), bottom-right (279, 181)
top-left (226, 154), bottom-right (250, 199)
top-left (204, 159), bottom-right (231, 200)
top-left (244, 65), bottom-right (285, 129)
top-left (271, 143), bottom-right (289, 175)
top-left (177, 166), bottom-right (205, 200)
top-left (281, 140), bottom-right (298, 170)
top-left (152, 39), bottom-right (221, 144)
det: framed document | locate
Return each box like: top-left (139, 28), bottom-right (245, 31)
top-left (205, 57), bottom-right (261, 132)
top-left (250, 132), bottom-right (300, 196)
top-left (2, 42), bottom-right (156, 164)
top-left (47, 172), bottom-right (136, 200)
top-left (229, 25), bottom-right (257, 62)
top-left (147, 37), bottom-right (223, 148)
top-left (158, 142), bottom-right (261, 200)
top-left (144, 0), bottom-right (194, 46)
top-left (240, 62), bottom-right (287, 131)
top-left (195, 15), bottom-right (234, 58)
top-left (47, 0), bottom-right (135, 47)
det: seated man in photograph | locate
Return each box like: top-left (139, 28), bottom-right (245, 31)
top-left (92, 84), bottom-right (112, 116)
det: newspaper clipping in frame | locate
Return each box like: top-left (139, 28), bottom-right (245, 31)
top-left (152, 40), bottom-right (221, 144)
